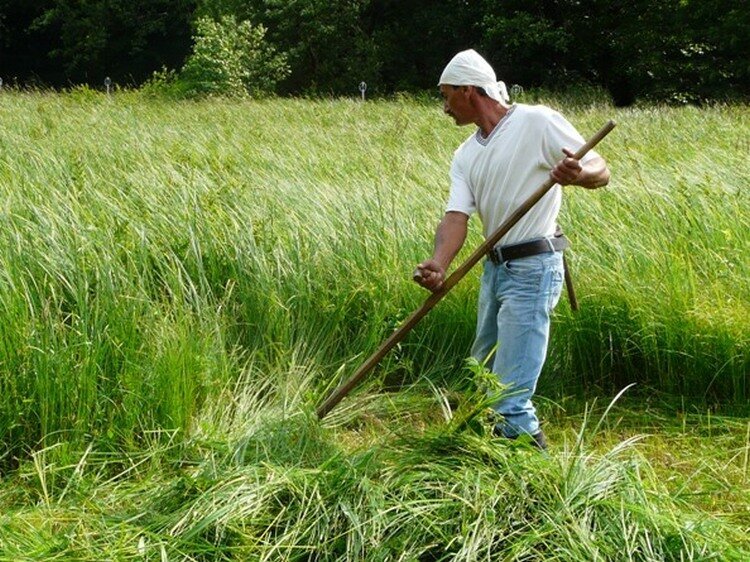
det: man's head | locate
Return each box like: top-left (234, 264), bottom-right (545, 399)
top-left (439, 49), bottom-right (509, 105)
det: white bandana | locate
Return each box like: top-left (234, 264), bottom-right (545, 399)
top-left (439, 49), bottom-right (509, 104)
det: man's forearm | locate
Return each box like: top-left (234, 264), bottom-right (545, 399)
top-left (414, 211), bottom-right (469, 291)
top-left (432, 212), bottom-right (469, 269)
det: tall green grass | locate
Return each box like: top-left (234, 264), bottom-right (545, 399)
top-left (550, 103), bottom-right (749, 401)
top-left (0, 90), bottom-right (748, 559)
top-left (0, 91), bottom-right (746, 457)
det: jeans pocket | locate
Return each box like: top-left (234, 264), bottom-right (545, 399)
top-left (503, 256), bottom-right (545, 288)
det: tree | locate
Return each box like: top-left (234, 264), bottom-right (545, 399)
top-left (368, 0), bottom-right (481, 93)
top-left (33, 0), bottom-right (196, 85)
top-left (479, 0), bottom-right (689, 106)
top-left (1, 0), bottom-right (747, 101)
top-left (0, 0), bottom-right (63, 85)
top-left (479, 0), bottom-right (574, 89)
top-left (251, 0), bottom-right (380, 95)
top-left (677, 0), bottom-right (750, 101)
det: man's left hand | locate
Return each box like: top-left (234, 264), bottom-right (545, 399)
top-left (550, 148), bottom-right (582, 185)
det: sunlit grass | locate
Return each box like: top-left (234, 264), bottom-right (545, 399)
top-left (0, 90), bottom-right (747, 559)
top-left (1, 365), bottom-right (747, 560)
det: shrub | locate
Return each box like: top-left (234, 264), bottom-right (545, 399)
top-left (140, 67), bottom-right (191, 98)
top-left (180, 15), bottom-right (289, 98)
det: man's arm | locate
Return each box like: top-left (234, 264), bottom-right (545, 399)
top-left (414, 211), bottom-right (469, 292)
top-left (551, 149), bottom-right (610, 189)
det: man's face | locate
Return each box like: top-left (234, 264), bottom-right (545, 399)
top-left (440, 84), bottom-right (473, 126)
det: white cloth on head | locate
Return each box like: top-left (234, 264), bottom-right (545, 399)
top-left (439, 49), bottom-right (509, 104)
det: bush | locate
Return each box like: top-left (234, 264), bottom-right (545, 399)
top-left (140, 67), bottom-right (193, 99)
top-left (180, 15), bottom-right (289, 98)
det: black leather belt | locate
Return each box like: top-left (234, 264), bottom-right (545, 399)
top-left (487, 233), bottom-right (569, 265)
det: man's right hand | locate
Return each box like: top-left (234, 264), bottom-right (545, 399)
top-left (413, 211), bottom-right (468, 292)
top-left (413, 259), bottom-right (446, 292)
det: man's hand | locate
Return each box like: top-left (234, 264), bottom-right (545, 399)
top-left (413, 259), bottom-right (446, 292)
top-left (551, 148), bottom-right (610, 189)
top-left (413, 211), bottom-right (468, 292)
top-left (550, 148), bottom-right (583, 185)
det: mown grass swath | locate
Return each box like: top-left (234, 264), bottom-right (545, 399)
top-left (1, 363), bottom-right (747, 560)
top-left (0, 90), bottom-right (747, 559)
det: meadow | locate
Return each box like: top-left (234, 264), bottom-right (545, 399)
top-left (0, 90), bottom-right (747, 560)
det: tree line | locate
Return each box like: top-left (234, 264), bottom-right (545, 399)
top-left (0, 0), bottom-right (747, 105)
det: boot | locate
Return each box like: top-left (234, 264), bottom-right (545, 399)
top-left (531, 430), bottom-right (548, 450)
top-left (493, 426), bottom-right (548, 450)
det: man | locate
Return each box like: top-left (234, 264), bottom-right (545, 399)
top-left (414, 49), bottom-right (610, 449)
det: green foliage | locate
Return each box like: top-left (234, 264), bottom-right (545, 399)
top-left (479, 0), bottom-right (686, 106)
top-left (29, 0), bottom-right (195, 84)
top-left (368, 0), bottom-right (478, 93)
top-left (139, 66), bottom-right (189, 98)
top-left (247, 0), bottom-right (381, 95)
top-left (481, 2), bottom-right (574, 87)
top-left (672, 0), bottom-right (750, 102)
top-left (479, 0), bottom-right (750, 105)
top-left (180, 15), bottom-right (289, 97)
top-left (2, 0), bottom-right (749, 102)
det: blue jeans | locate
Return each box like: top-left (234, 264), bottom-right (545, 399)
top-left (471, 251), bottom-right (564, 438)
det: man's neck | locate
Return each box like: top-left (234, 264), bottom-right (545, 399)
top-left (476, 103), bottom-right (509, 138)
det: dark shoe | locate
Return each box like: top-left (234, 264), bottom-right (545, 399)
top-left (492, 426), bottom-right (548, 451)
top-left (531, 430), bottom-right (548, 450)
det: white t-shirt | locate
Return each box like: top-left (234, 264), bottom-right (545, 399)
top-left (446, 103), bottom-right (599, 245)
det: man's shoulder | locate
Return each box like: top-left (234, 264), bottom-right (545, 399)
top-left (513, 103), bottom-right (560, 122)
top-left (512, 104), bottom-right (570, 141)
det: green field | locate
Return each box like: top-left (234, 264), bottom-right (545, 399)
top-left (0, 91), bottom-right (748, 560)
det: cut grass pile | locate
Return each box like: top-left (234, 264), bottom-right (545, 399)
top-left (1, 366), bottom-right (748, 561)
